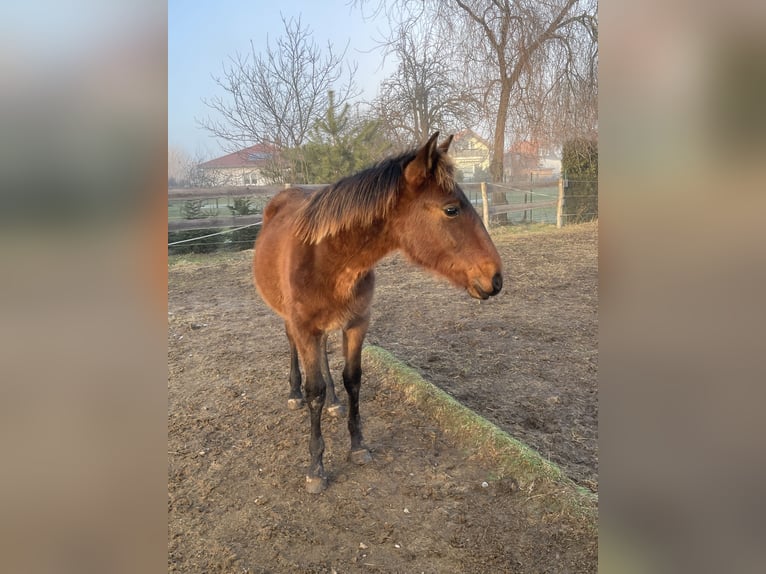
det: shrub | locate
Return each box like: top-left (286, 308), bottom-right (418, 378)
top-left (168, 229), bottom-right (222, 255)
top-left (168, 225), bottom-right (260, 255)
top-left (561, 138), bottom-right (598, 224)
top-left (181, 199), bottom-right (218, 219)
top-left (228, 197), bottom-right (254, 215)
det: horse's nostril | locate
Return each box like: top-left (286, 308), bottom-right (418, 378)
top-left (492, 273), bottom-right (503, 294)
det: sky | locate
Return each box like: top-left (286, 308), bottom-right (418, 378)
top-left (169, 0), bottom-right (395, 160)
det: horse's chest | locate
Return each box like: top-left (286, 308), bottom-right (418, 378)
top-left (334, 268), bottom-right (365, 299)
top-left (288, 251), bottom-right (374, 329)
top-left (318, 270), bottom-right (374, 329)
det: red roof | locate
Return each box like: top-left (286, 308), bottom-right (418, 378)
top-left (198, 144), bottom-right (279, 169)
top-left (508, 141), bottom-right (539, 156)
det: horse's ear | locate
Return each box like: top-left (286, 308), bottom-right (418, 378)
top-left (404, 131), bottom-right (440, 187)
top-left (438, 134), bottom-right (454, 153)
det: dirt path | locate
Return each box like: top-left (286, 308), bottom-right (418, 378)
top-left (168, 222), bottom-right (598, 573)
top-left (368, 223), bottom-right (598, 490)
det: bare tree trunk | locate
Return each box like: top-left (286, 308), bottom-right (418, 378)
top-left (490, 76), bottom-right (511, 222)
top-left (490, 77), bottom-right (511, 183)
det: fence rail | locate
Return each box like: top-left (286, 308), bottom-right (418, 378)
top-left (168, 184), bottom-right (323, 200)
top-left (168, 179), bottom-right (596, 250)
top-left (490, 200), bottom-right (558, 215)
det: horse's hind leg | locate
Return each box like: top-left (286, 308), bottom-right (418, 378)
top-left (285, 325), bottom-right (304, 410)
top-left (343, 315), bottom-right (372, 465)
top-left (321, 333), bottom-right (346, 418)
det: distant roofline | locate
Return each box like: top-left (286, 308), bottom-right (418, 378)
top-left (198, 144), bottom-right (280, 169)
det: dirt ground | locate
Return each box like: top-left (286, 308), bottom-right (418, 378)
top-left (168, 222), bottom-right (598, 573)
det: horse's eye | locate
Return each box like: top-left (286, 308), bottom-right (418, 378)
top-left (444, 205), bottom-right (460, 218)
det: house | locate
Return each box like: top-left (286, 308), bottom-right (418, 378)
top-left (451, 129), bottom-right (491, 182)
top-left (537, 151), bottom-right (562, 179)
top-left (504, 140), bottom-right (561, 181)
top-left (197, 144), bottom-right (281, 186)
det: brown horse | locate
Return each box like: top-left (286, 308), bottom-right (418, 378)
top-left (253, 132), bottom-right (503, 493)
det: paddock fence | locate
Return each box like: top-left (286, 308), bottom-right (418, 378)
top-left (168, 178), bottom-right (596, 253)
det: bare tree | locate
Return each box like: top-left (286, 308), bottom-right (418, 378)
top-left (454, 0), bottom-right (596, 181)
top-left (167, 146), bottom-right (189, 187)
top-left (355, 0), bottom-right (597, 182)
top-left (198, 14), bottom-right (358, 156)
top-left (507, 4), bottom-right (598, 151)
top-left (167, 146), bottom-right (217, 188)
top-left (372, 25), bottom-right (480, 147)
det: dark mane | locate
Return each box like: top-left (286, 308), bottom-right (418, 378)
top-left (293, 147), bottom-right (455, 244)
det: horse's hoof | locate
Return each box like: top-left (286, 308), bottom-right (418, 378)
top-left (326, 402), bottom-right (346, 418)
top-left (305, 475), bottom-right (328, 494)
top-left (349, 448), bottom-right (372, 465)
top-left (287, 398), bottom-right (305, 410)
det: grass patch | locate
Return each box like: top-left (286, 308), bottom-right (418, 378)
top-left (489, 221), bottom-right (556, 237)
top-left (168, 249), bottom-right (252, 268)
top-left (363, 344), bottom-right (597, 525)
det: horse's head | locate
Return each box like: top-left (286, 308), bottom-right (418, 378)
top-left (395, 132), bottom-right (503, 300)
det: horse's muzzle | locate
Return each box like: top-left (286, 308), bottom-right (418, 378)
top-left (470, 272), bottom-right (503, 300)
top-left (491, 272), bottom-right (503, 294)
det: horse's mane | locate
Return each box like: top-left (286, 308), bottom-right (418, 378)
top-left (293, 146), bottom-right (455, 244)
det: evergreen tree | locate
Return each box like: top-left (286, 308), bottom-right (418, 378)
top-left (301, 92), bottom-right (393, 183)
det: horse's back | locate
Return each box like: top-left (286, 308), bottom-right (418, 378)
top-left (262, 187), bottom-right (309, 224)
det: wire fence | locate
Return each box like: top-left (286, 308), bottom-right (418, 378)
top-left (167, 221), bottom-right (262, 246)
top-left (462, 182), bottom-right (561, 225)
top-left (168, 178), bottom-right (597, 254)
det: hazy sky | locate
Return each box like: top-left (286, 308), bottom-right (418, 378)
top-left (169, 0), bottom-right (394, 159)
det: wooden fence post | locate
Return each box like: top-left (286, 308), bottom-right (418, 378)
top-left (480, 181), bottom-right (490, 229)
top-left (556, 177), bottom-right (565, 228)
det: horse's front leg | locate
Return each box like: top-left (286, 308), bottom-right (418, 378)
top-left (320, 332), bottom-right (347, 418)
top-left (294, 330), bottom-right (328, 493)
top-left (284, 325), bottom-right (304, 410)
top-left (343, 315), bottom-right (372, 465)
